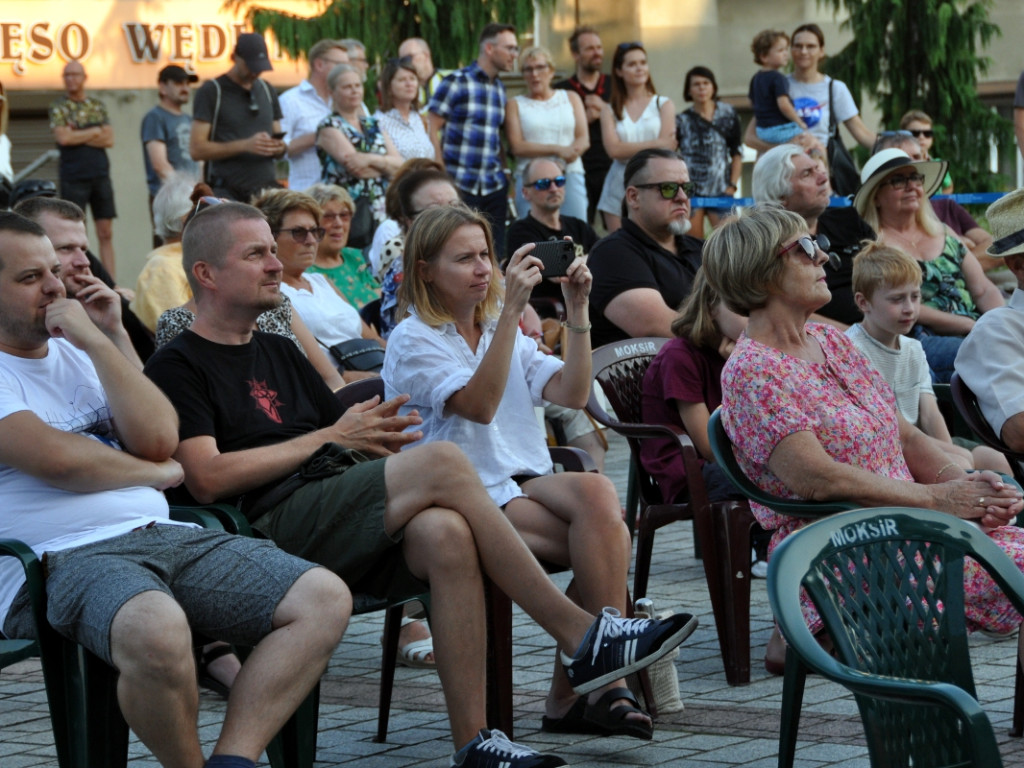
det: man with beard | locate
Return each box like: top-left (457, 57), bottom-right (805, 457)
top-left (554, 26), bottom-right (611, 227)
top-left (14, 197), bottom-right (149, 366)
top-left (587, 149), bottom-right (703, 348)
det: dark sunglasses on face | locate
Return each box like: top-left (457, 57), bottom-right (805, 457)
top-left (633, 180), bottom-right (697, 199)
top-left (909, 129), bottom-right (934, 139)
top-left (778, 233), bottom-right (841, 270)
top-left (530, 175), bottom-right (566, 190)
top-left (882, 172), bottom-right (926, 190)
top-left (276, 226), bottom-right (326, 243)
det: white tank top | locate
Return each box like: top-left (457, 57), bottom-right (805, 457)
top-left (513, 90), bottom-right (584, 175)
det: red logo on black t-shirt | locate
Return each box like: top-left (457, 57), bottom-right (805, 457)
top-left (247, 379), bottom-right (283, 423)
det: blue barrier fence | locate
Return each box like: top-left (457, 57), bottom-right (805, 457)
top-left (691, 192), bottom-right (1006, 209)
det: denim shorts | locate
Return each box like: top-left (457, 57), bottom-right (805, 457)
top-left (3, 524), bottom-right (317, 664)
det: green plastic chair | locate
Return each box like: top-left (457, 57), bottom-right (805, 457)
top-left (768, 507), bottom-right (1024, 768)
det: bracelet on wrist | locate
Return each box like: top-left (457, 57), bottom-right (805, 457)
top-left (561, 320), bottom-right (591, 334)
top-left (934, 461), bottom-right (960, 484)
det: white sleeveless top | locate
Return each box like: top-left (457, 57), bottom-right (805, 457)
top-left (281, 272), bottom-right (364, 354)
top-left (616, 94), bottom-right (664, 145)
top-left (513, 90), bottom-right (584, 175)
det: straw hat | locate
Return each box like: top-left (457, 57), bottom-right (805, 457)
top-left (852, 148), bottom-right (947, 218)
top-left (985, 188), bottom-right (1024, 258)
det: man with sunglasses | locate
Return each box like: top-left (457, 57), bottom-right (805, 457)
top-left (190, 33), bottom-right (286, 202)
top-left (507, 158), bottom-right (597, 303)
top-left (587, 148), bottom-right (703, 348)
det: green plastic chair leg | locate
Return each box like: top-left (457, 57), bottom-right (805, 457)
top-left (777, 646), bottom-right (808, 768)
top-left (265, 682), bottom-right (319, 768)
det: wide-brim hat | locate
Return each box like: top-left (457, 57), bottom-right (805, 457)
top-left (985, 188), bottom-right (1024, 258)
top-left (853, 148), bottom-right (947, 218)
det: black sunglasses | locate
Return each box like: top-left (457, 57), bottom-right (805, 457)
top-left (530, 176), bottom-right (566, 191)
top-left (909, 129), bottom-right (934, 139)
top-left (633, 181), bottom-right (696, 199)
top-left (778, 234), bottom-right (841, 270)
top-left (275, 226), bottom-right (326, 243)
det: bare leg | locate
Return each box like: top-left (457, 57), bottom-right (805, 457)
top-left (400, 506), bottom-right (486, 747)
top-left (382, 442), bottom-right (595, 655)
top-left (109, 591), bottom-right (205, 768)
top-left (567, 430), bottom-right (607, 473)
top-left (95, 217), bottom-right (115, 279)
top-left (396, 604), bottom-right (434, 664)
top-left (212, 568), bottom-right (350, 758)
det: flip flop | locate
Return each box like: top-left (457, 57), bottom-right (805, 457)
top-left (581, 687), bottom-right (654, 741)
top-left (388, 617), bottom-right (436, 669)
top-left (540, 696), bottom-right (602, 734)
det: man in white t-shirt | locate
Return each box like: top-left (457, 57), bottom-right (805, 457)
top-left (0, 211), bottom-right (348, 768)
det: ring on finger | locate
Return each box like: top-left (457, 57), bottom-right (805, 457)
top-left (979, 497), bottom-right (986, 507)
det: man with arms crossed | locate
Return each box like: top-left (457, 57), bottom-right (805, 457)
top-left (0, 211), bottom-right (348, 768)
top-left (146, 201), bottom-right (696, 768)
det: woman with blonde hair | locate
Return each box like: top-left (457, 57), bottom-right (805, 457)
top-left (383, 204), bottom-right (664, 739)
top-left (505, 45), bottom-right (589, 221)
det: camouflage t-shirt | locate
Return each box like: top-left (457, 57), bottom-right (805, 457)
top-left (48, 95), bottom-right (110, 181)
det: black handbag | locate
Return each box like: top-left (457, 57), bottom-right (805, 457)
top-left (327, 337), bottom-right (385, 372)
top-left (825, 78), bottom-right (861, 198)
top-left (347, 195), bottom-right (377, 250)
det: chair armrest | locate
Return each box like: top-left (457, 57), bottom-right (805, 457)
top-left (170, 504), bottom-right (253, 536)
top-left (549, 445), bottom-right (598, 473)
top-left (0, 539), bottom-right (46, 637)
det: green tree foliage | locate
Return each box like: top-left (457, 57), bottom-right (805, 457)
top-left (819, 0), bottom-right (1012, 190)
top-left (226, 0), bottom-right (549, 70)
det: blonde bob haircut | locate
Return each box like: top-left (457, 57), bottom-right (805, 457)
top-left (702, 203), bottom-right (807, 317)
top-left (518, 45), bottom-right (554, 72)
top-left (250, 188), bottom-right (322, 233)
top-left (670, 268), bottom-right (724, 351)
top-left (398, 204), bottom-right (504, 327)
top-left (851, 240), bottom-right (922, 301)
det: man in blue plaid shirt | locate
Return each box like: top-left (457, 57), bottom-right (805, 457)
top-left (428, 23), bottom-right (518, 259)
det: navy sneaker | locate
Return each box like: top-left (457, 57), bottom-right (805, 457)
top-left (561, 607), bottom-right (698, 695)
top-left (450, 729), bottom-right (566, 768)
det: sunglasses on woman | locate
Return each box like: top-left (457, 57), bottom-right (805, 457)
top-left (276, 226), bottom-right (326, 243)
top-left (530, 176), bottom-right (566, 190)
top-left (881, 172), bottom-right (926, 190)
top-left (778, 233), bottom-right (841, 270)
top-left (633, 181), bottom-right (697, 199)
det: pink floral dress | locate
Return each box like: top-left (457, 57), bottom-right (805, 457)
top-left (722, 323), bottom-right (1024, 634)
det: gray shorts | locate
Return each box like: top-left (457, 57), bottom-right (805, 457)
top-left (252, 458), bottom-right (425, 602)
top-left (3, 524), bottom-right (317, 665)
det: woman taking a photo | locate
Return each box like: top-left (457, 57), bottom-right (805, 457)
top-left (316, 63), bottom-right (404, 245)
top-left (701, 204), bottom-right (1024, 672)
top-left (675, 66), bottom-right (742, 235)
top-left (596, 41), bottom-right (676, 232)
top-left (383, 204), bottom-right (662, 739)
top-left (505, 45), bottom-right (589, 222)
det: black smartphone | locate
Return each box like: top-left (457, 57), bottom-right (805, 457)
top-left (271, 131), bottom-right (287, 140)
top-left (531, 240), bottom-right (574, 278)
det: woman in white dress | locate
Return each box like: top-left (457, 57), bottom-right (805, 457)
top-left (505, 45), bottom-right (589, 221)
top-left (596, 42), bottom-right (676, 232)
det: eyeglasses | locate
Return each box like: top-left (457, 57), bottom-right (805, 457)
top-left (191, 196), bottom-right (223, 217)
top-left (881, 172), bottom-right (926, 190)
top-left (521, 64), bottom-right (550, 75)
top-left (778, 234), bottom-right (841, 270)
top-left (529, 176), bottom-right (566, 190)
top-left (909, 129), bottom-right (934, 139)
top-left (275, 226), bottom-right (326, 243)
top-left (248, 89), bottom-right (259, 114)
top-left (633, 181), bottom-right (697, 199)
top-left (321, 211), bottom-right (352, 222)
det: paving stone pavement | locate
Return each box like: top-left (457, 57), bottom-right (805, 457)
top-left (1, 432), bottom-right (1023, 766)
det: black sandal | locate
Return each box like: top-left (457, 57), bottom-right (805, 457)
top-left (581, 687), bottom-right (654, 740)
top-left (196, 644), bottom-right (236, 699)
top-left (540, 696), bottom-right (602, 734)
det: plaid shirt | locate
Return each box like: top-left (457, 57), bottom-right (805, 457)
top-left (428, 61), bottom-right (506, 196)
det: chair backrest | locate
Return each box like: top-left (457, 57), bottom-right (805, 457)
top-left (950, 373), bottom-right (1024, 486)
top-left (335, 376), bottom-right (385, 411)
top-left (768, 507), bottom-right (1024, 766)
top-left (706, 408), bottom-right (853, 518)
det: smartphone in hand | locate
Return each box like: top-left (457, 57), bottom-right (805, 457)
top-left (531, 240), bottom-right (574, 278)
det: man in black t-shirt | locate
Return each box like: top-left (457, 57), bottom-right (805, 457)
top-left (145, 201), bottom-right (695, 768)
top-left (554, 26), bottom-right (611, 227)
top-left (507, 158), bottom-right (598, 303)
top-left (588, 149), bottom-right (703, 348)
top-left (190, 33), bottom-right (286, 202)
top-left (752, 143), bottom-right (875, 327)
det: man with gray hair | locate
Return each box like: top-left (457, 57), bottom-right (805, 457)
top-left (279, 40), bottom-right (349, 191)
top-left (339, 38), bottom-right (368, 78)
top-left (752, 142), bottom-right (874, 327)
top-left (587, 148), bottom-right (702, 347)
top-left (398, 37), bottom-right (447, 111)
top-left (427, 23), bottom-right (518, 258)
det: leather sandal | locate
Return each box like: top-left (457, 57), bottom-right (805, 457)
top-left (387, 616), bottom-right (435, 668)
top-left (540, 696), bottom-right (601, 734)
top-left (581, 687), bottom-right (654, 740)
top-left (196, 644), bottom-right (236, 699)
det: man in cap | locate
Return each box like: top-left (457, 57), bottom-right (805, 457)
top-left (141, 64), bottom-right (201, 245)
top-left (190, 33), bottom-right (285, 202)
top-left (49, 61), bottom-right (117, 278)
top-left (955, 188), bottom-right (1024, 453)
